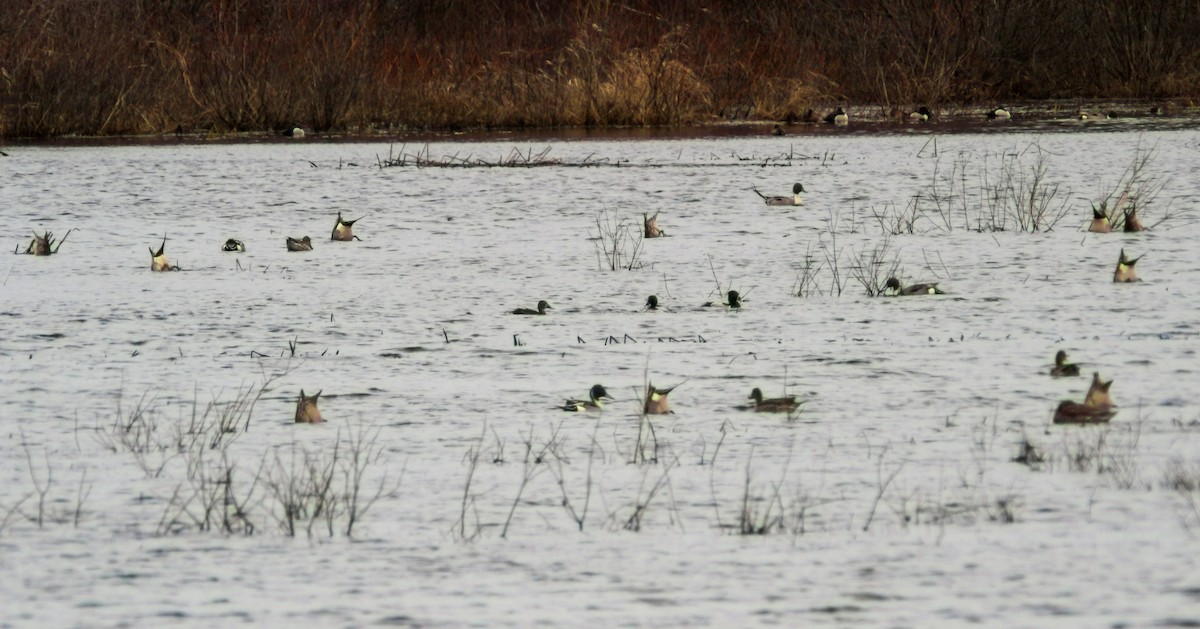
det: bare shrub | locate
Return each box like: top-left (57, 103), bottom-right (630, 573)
top-left (589, 209), bottom-right (645, 271)
top-left (850, 236), bottom-right (902, 297)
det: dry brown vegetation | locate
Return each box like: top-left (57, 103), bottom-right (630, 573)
top-left (3, 0), bottom-right (1200, 138)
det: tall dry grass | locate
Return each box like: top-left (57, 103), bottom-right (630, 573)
top-left (3, 0), bottom-right (1199, 138)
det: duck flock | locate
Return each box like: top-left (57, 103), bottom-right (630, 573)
top-left (12, 113), bottom-right (1153, 428)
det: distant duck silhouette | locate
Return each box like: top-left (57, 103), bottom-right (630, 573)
top-left (294, 389), bottom-right (323, 423)
top-left (1053, 372), bottom-right (1115, 424)
top-left (644, 381), bottom-right (683, 415)
top-left (512, 300), bottom-right (552, 315)
top-left (986, 106), bottom-right (1011, 120)
top-left (560, 384), bottom-right (614, 412)
top-left (909, 106), bottom-right (932, 122)
top-left (1088, 205), bottom-right (1111, 233)
top-left (1123, 207), bottom-right (1145, 232)
top-left (149, 236), bottom-right (179, 271)
top-left (824, 107), bottom-right (848, 126)
top-left (331, 212), bottom-right (362, 241)
top-left (772, 124), bottom-right (786, 136)
top-left (884, 277), bottom-right (944, 296)
top-left (1050, 350), bottom-right (1081, 377)
top-left (703, 290), bottom-right (741, 309)
top-left (1113, 248), bottom-right (1141, 282)
top-left (754, 183), bottom-right (805, 206)
top-left (286, 236), bottom-right (313, 251)
top-left (222, 238), bottom-right (245, 252)
top-left (644, 212), bottom-right (665, 238)
top-left (644, 295), bottom-right (659, 311)
top-left (747, 387), bottom-right (801, 413)
top-left (284, 126), bottom-right (305, 138)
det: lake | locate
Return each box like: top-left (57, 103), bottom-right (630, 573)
top-left (2, 116), bottom-right (1199, 627)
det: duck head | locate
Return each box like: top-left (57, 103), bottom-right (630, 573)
top-left (645, 295), bottom-right (659, 310)
top-left (726, 290), bottom-right (741, 309)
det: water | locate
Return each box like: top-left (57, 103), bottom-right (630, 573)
top-left (2, 122), bottom-right (1199, 627)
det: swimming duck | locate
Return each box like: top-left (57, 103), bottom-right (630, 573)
top-left (294, 389), bottom-right (324, 423)
top-left (331, 212), bottom-right (362, 241)
top-left (149, 236), bottom-right (178, 271)
top-left (1123, 207), bottom-right (1145, 232)
top-left (1050, 350), bottom-right (1081, 377)
top-left (644, 295), bottom-right (659, 311)
top-left (1088, 205), bottom-right (1111, 233)
top-left (286, 236), bottom-right (313, 251)
top-left (824, 107), bottom-right (848, 126)
top-left (772, 124), bottom-right (785, 136)
top-left (644, 212), bottom-right (665, 238)
top-left (560, 384), bottom-right (614, 412)
top-left (747, 387), bottom-right (801, 413)
top-left (644, 381), bottom-right (682, 415)
top-left (512, 300), bottom-right (552, 315)
top-left (1113, 248), bottom-right (1141, 283)
top-left (700, 290), bottom-right (741, 309)
top-left (222, 238), bottom-right (246, 252)
top-left (986, 106), bottom-right (1011, 120)
top-left (754, 183), bottom-right (805, 206)
top-left (1053, 372), bottom-right (1114, 424)
top-left (909, 106), bottom-right (932, 122)
top-left (884, 277), bottom-right (944, 296)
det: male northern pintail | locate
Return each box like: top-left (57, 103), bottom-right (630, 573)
top-left (331, 212), bottom-right (362, 241)
top-left (1113, 248), bottom-right (1141, 283)
top-left (754, 183), bottom-right (805, 206)
top-left (644, 381), bottom-right (683, 415)
top-left (150, 236), bottom-right (179, 271)
top-left (884, 277), bottom-right (944, 296)
top-left (560, 384), bottom-right (615, 412)
top-left (824, 107), bottom-right (848, 126)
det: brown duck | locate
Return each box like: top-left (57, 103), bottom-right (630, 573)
top-left (1053, 372), bottom-right (1114, 424)
top-left (294, 390), bottom-right (324, 423)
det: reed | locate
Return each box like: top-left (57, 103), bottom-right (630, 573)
top-left (5, 0), bottom-right (1200, 138)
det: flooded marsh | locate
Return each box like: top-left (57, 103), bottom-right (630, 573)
top-left (2, 120), bottom-right (1200, 627)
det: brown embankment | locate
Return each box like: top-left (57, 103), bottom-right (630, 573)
top-left (2, 0), bottom-right (1198, 139)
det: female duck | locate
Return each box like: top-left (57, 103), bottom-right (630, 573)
top-left (294, 390), bottom-right (324, 423)
top-left (1050, 350), bottom-right (1080, 377)
top-left (513, 300), bottom-right (552, 315)
top-left (747, 388), bottom-right (801, 413)
top-left (286, 236), bottom-right (314, 251)
top-left (1053, 373), bottom-right (1114, 424)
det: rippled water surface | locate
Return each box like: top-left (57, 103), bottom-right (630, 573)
top-left (2, 123), bottom-right (1200, 627)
